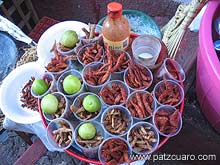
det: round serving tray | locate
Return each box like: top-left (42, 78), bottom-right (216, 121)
top-left (38, 59), bottom-right (184, 164)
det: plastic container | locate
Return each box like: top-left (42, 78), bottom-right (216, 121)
top-left (153, 79), bottom-right (184, 108)
top-left (132, 35), bottom-right (161, 67)
top-left (102, 2), bottom-right (130, 50)
top-left (153, 105), bottom-right (182, 137)
top-left (126, 90), bottom-right (156, 121)
top-left (124, 63), bottom-right (153, 92)
top-left (77, 43), bottom-right (104, 67)
top-left (57, 69), bottom-right (84, 98)
top-left (74, 121), bottom-right (105, 159)
top-left (45, 59), bottom-right (71, 80)
top-left (127, 121), bottom-right (159, 155)
top-left (98, 137), bottom-right (132, 165)
top-left (46, 118), bottom-right (74, 152)
top-left (80, 24), bottom-right (103, 45)
top-left (104, 50), bottom-right (131, 80)
top-left (101, 105), bottom-right (133, 137)
top-left (99, 80), bottom-right (130, 106)
top-left (156, 58), bottom-right (186, 83)
top-left (42, 92), bottom-right (69, 121)
top-left (56, 42), bottom-right (76, 56)
top-left (56, 30), bottom-right (79, 56)
top-left (31, 72), bottom-right (56, 99)
top-left (82, 62), bottom-right (111, 94)
top-left (196, 0), bottom-right (220, 133)
top-left (72, 92), bottom-right (103, 122)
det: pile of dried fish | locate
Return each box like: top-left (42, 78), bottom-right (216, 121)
top-left (129, 125), bottom-right (158, 153)
top-left (76, 131), bottom-right (103, 148)
top-left (103, 108), bottom-right (130, 135)
top-left (16, 46), bottom-right (38, 67)
top-left (52, 120), bottom-right (72, 147)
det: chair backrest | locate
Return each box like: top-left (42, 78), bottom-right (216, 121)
top-left (0, 0), bottom-right (39, 33)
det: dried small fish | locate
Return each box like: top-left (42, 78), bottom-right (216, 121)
top-left (129, 126), bottom-right (158, 153)
top-left (76, 131), bottom-right (103, 148)
top-left (103, 108), bottom-right (130, 135)
top-left (100, 138), bottom-right (130, 165)
top-left (52, 121), bottom-right (72, 148)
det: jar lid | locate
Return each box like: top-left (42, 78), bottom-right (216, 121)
top-left (107, 2), bottom-right (122, 18)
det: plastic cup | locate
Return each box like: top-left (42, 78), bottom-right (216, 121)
top-left (31, 72), bottom-right (56, 99)
top-left (72, 92), bottom-right (103, 122)
top-left (101, 105), bottom-right (133, 137)
top-left (42, 92), bottom-right (69, 121)
top-left (132, 35), bottom-right (161, 67)
top-left (56, 42), bottom-right (76, 56)
top-left (126, 90), bottom-right (156, 121)
top-left (100, 80), bottom-right (130, 107)
top-left (77, 43), bottom-right (104, 67)
top-left (46, 118), bottom-right (74, 152)
top-left (153, 79), bottom-right (184, 107)
top-left (45, 59), bottom-right (71, 80)
top-left (57, 69), bottom-right (84, 99)
top-left (123, 64), bottom-right (153, 92)
top-left (127, 121), bottom-right (160, 155)
top-left (98, 136), bottom-right (132, 165)
top-left (82, 62), bottom-right (111, 94)
top-left (156, 58), bottom-right (186, 83)
top-left (74, 120), bottom-right (105, 159)
top-left (104, 50), bottom-right (131, 80)
top-left (152, 105), bottom-right (183, 137)
top-left (80, 24), bottom-right (103, 45)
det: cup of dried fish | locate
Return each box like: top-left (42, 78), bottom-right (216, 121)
top-left (46, 118), bottom-right (74, 151)
top-left (42, 92), bottom-right (69, 121)
top-left (124, 61), bottom-right (153, 92)
top-left (31, 72), bottom-right (56, 99)
top-left (99, 80), bottom-right (130, 106)
top-left (57, 69), bottom-right (84, 98)
top-left (70, 92), bottom-right (102, 122)
top-left (156, 58), bottom-right (185, 83)
top-left (153, 79), bottom-right (184, 107)
top-left (101, 105), bottom-right (133, 137)
top-left (82, 62), bottom-right (111, 94)
top-left (75, 121), bottom-right (104, 158)
top-left (126, 90), bottom-right (156, 121)
top-left (77, 43), bottom-right (104, 66)
top-left (98, 137), bottom-right (132, 165)
top-left (153, 105), bottom-right (182, 137)
top-left (127, 121), bottom-right (159, 154)
top-left (104, 49), bottom-right (131, 80)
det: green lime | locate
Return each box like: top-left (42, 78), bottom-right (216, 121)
top-left (78, 123), bottom-right (96, 140)
top-left (61, 30), bottom-right (78, 48)
top-left (63, 75), bottom-right (81, 94)
top-left (41, 94), bottom-right (58, 114)
top-left (32, 79), bottom-right (49, 95)
top-left (83, 95), bottom-right (101, 113)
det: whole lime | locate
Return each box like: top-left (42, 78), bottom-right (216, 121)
top-left (78, 123), bottom-right (96, 140)
top-left (32, 79), bottom-right (49, 95)
top-left (63, 75), bottom-right (81, 94)
top-left (61, 30), bottom-right (78, 48)
top-left (41, 94), bottom-right (58, 114)
top-left (83, 95), bottom-right (101, 113)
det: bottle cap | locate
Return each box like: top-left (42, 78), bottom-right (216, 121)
top-left (107, 2), bottom-right (122, 18)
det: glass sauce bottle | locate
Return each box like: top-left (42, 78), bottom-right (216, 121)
top-left (102, 2), bottom-right (130, 50)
